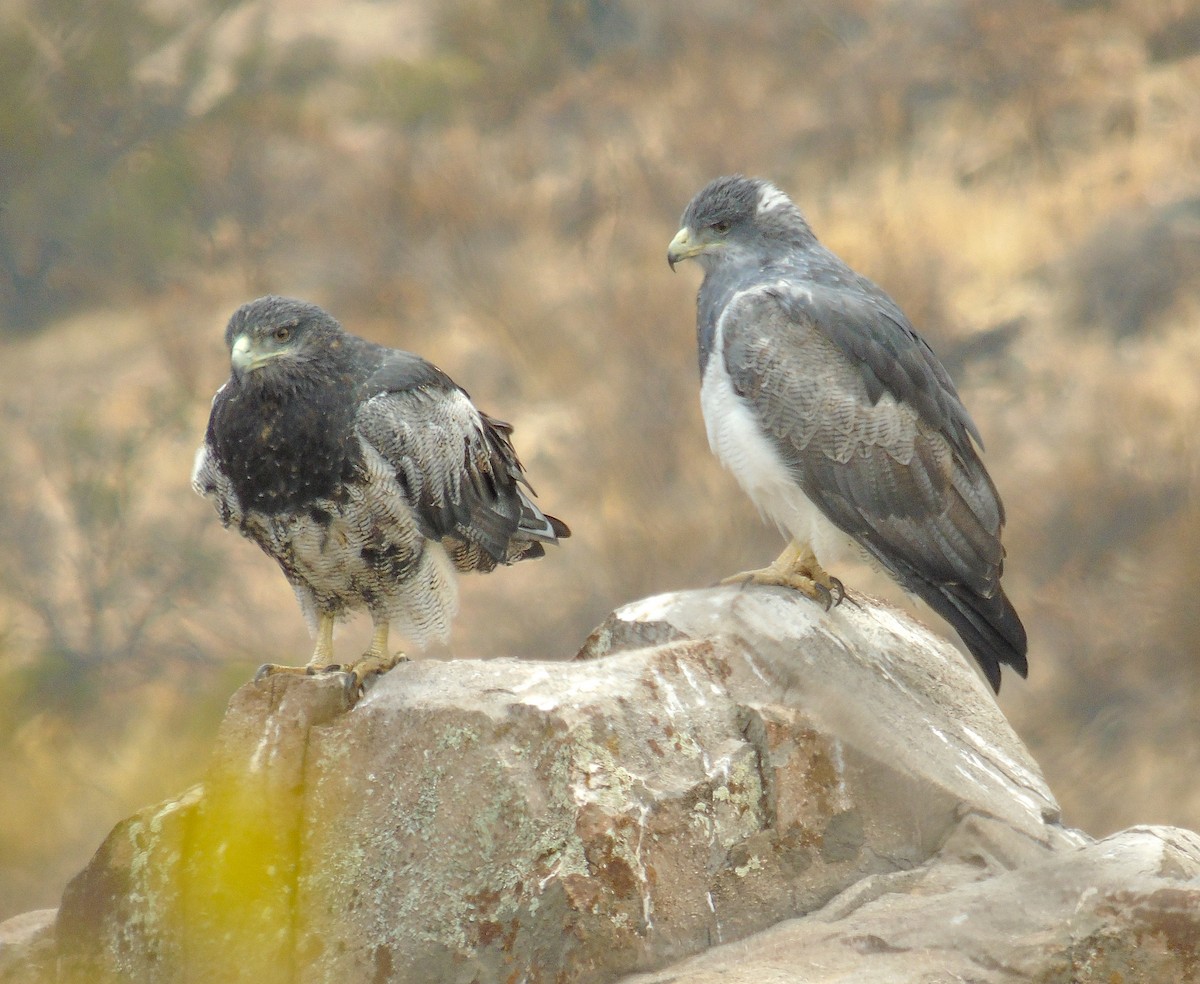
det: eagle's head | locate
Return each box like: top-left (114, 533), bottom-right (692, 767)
top-left (667, 175), bottom-right (816, 273)
top-left (223, 295), bottom-right (346, 384)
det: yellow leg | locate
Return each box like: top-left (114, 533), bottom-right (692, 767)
top-left (255, 615), bottom-right (406, 695)
top-left (310, 612), bottom-right (336, 669)
top-left (722, 539), bottom-right (845, 610)
top-left (341, 621), bottom-right (407, 690)
top-left (254, 612), bottom-right (337, 682)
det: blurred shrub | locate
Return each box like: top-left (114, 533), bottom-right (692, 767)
top-left (429, 0), bottom-right (638, 123)
top-left (355, 55), bottom-right (483, 129)
top-left (1067, 199), bottom-right (1200, 339)
top-left (0, 399), bottom-right (217, 693)
top-left (0, 366), bottom-right (248, 915)
top-left (0, 0), bottom-right (337, 332)
top-left (0, 0), bottom-right (1135, 333)
top-left (1, 0), bottom-right (196, 327)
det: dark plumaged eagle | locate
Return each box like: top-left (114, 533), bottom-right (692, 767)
top-left (192, 296), bottom-right (568, 691)
top-left (667, 176), bottom-right (1027, 692)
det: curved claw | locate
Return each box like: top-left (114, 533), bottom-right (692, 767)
top-left (828, 576), bottom-right (846, 607)
top-left (812, 580), bottom-right (834, 612)
top-left (721, 564), bottom-right (844, 612)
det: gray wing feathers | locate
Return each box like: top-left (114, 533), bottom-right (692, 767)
top-left (769, 284), bottom-right (984, 455)
top-left (723, 284), bottom-right (1027, 690)
top-left (722, 288), bottom-right (1004, 597)
top-left (355, 386), bottom-right (558, 571)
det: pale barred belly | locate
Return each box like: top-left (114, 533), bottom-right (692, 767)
top-left (701, 354), bottom-right (860, 570)
top-left (239, 451), bottom-right (458, 648)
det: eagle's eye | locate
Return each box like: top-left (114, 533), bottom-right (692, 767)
top-left (711, 220), bottom-right (732, 235)
top-left (273, 326), bottom-right (292, 343)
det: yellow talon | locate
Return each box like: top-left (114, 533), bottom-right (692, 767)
top-left (722, 540), bottom-right (846, 610)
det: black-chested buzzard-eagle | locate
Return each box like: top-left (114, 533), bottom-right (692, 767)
top-left (667, 175), bottom-right (1027, 693)
top-left (192, 296), bottom-right (568, 691)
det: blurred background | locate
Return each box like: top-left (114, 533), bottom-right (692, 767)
top-left (2, 0), bottom-right (1198, 921)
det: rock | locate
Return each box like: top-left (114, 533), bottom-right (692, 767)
top-left (0, 909), bottom-right (56, 984)
top-left (618, 825), bottom-right (1200, 984)
top-left (55, 673), bottom-right (354, 984)
top-left (17, 586), bottom-right (1200, 982)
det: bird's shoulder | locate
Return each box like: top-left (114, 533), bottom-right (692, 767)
top-left (352, 346), bottom-right (492, 460)
top-left (721, 274), bottom-right (983, 457)
top-left (361, 343), bottom-right (463, 399)
top-left (350, 347), bottom-right (544, 557)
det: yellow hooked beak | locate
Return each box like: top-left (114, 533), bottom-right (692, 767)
top-left (667, 227), bottom-right (706, 270)
top-left (230, 334), bottom-right (283, 376)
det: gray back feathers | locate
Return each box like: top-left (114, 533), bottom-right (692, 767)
top-left (678, 175), bottom-right (1027, 691)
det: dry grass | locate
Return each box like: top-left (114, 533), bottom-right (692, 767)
top-left (2, 0), bottom-right (1200, 918)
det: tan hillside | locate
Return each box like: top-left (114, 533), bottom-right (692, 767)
top-left (1, 0), bottom-right (1198, 919)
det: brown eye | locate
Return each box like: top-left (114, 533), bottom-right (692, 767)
top-left (273, 326), bottom-right (291, 342)
top-left (712, 220), bottom-right (731, 234)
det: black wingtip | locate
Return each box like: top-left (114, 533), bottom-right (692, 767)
top-left (932, 582), bottom-right (1028, 694)
top-left (895, 572), bottom-right (1027, 693)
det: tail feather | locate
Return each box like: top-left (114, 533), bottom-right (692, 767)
top-left (480, 410), bottom-right (570, 548)
top-left (516, 487), bottom-right (570, 543)
top-left (909, 577), bottom-right (1028, 693)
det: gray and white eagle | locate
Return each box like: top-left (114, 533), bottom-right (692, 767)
top-left (667, 175), bottom-right (1027, 692)
top-left (192, 296), bottom-right (568, 690)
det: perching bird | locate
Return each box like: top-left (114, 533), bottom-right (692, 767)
top-left (667, 176), bottom-right (1027, 692)
top-left (192, 296), bottom-right (568, 691)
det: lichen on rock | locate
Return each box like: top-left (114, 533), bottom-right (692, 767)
top-left (23, 587), bottom-right (1200, 983)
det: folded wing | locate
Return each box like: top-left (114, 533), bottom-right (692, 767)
top-left (722, 285), bottom-right (1027, 690)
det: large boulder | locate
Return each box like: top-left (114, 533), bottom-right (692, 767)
top-left (13, 586), bottom-right (1200, 982)
top-left (619, 824), bottom-right (1200, 983)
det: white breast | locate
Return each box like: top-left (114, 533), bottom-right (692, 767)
top-left (700, 310), bottom-right (859, 570)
